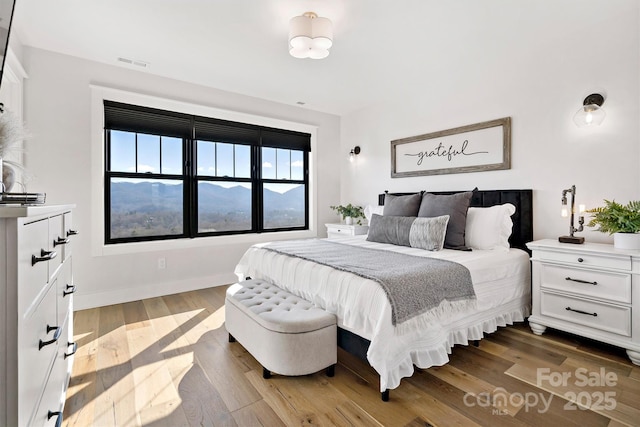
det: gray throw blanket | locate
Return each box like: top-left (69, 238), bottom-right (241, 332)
top-left (262, 239), bottom-right (476, 326)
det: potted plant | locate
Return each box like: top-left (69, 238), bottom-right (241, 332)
top-left (586, 199), bottom-right (640, 249)
top-left (330, 203), bottom-right (365, 225)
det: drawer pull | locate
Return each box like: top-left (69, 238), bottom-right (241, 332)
top-left (63, 284), bottom-right (76, 297)
top-left (39, 325), bottom-right (62, 350)
top-left (65, 341), bottom-right (78, 359)
top-left (565, 306), bottom-right (597, 317)
top-left (31, 249), bottom-right (57, 265)
top-left (565, 277), bottom-right (598, 285)
top-left (48, 410), bottom-right (62, 427)
top-left (53, 236), bottom-right (69, 246)
top-left (67, 229), bottom-right (79, 237)
top-left (577, 258), bottom-right (584, 263)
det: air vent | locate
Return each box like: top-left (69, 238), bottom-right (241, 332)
top-left (117, 57), bottom-right (150, 68)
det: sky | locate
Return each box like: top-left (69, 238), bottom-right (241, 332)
top-left (110, 130), bottom-right (304, 193)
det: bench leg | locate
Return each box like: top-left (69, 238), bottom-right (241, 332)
top-left (326, 364), bottom-right (335, 377)
top-left (472, 340), bottom-right (480, 347)
top-left (263, 367), bottom-right (271, 379)
top-left (228, 333), bottom-right (236, 343)
top-left (381, 389), bottom-right (389, 402)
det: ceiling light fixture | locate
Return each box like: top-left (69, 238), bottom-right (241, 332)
top-left (573, 93), bottom-right (606, 127)
top-left (289, 12), bottom-right (333, 59)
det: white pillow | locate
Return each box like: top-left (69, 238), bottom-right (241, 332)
top-left (465, 203), bottom-right (516, 251)
top-left (364, 204), bottom-right (384, 225)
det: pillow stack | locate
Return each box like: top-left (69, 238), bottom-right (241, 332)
top-left (364, 189), bottom-right (515, 251)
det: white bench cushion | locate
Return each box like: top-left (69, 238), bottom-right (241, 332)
top-left (226, 280), bottom-right (335, 333)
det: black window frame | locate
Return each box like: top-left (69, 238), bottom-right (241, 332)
top-left (104, 101), bottom-right (311, 244)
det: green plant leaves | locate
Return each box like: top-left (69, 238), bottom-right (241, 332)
top-left (586, 199), bottom-right (640, 234)
top-left (330, 203), bottom-right (365, 224)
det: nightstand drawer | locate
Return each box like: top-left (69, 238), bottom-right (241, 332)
top-left (537, 249), bottom-right (631, 271)
top-left (330, 226), bottom-right (352, 235)
top-left (541, 292), bottom-right (631, 337)
top-left (540, 264), bottom-right (631, 304)
top-left (325, 223), bottom-right (368, 238)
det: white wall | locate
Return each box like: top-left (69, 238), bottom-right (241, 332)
top-left (340, 2), bottom-right (640, 245)
top-left (21, 47), bottom-right (341, 310)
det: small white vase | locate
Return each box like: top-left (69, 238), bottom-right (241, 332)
top-left (345, 216), bottom-right (353, 225)
top-left (613, 232), bottom-right (640, 250)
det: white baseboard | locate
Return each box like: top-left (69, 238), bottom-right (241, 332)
top-left (74, 272), bottom-right (238, 311)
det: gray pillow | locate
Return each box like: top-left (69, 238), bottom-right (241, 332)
top-left (418, 191), bottom-right (473, 249)
top-left (366, 214), bottom-right (450, 251)
top-left (367, 214), bottom-right (415, 246)
top-left (383, 193), bottom-right (422, 216)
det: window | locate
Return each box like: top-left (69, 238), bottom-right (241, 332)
top-left (104, 101), bottom-right (310, 244)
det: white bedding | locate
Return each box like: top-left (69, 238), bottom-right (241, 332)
top-left (234, 235), bottom-right (531, 391)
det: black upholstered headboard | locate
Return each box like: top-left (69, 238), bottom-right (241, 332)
top-left (378, 189), bottom-right (533, 252)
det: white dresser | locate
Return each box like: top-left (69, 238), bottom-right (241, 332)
top-left (325, 223), bottom-right (369, 239)
top-left (527, 239), bottom-right (640, 365)
top-left (0, 205), bottom-right (77, 427)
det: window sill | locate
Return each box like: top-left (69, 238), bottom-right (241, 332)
top-left (96, 228), bottom-right (318, 256)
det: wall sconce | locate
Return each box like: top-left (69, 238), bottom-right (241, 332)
top-left (559, 185), bottom-right (585, 244)
top-left (349, 146), bottom-right (361, 162)
top-left (289, 12), bottom-right (333, 59)
top-left (573, 93), bottom-right (606, 127)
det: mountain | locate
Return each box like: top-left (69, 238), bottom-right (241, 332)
top-left (111, 181), bottom-right (304, 212)
top-left (109, 180), bottom-right (305, 237)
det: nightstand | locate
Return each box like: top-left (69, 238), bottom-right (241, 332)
top-left (527, 239), bottom-right (640, 365)
top-left (325, 223), bottom-right (369, 239)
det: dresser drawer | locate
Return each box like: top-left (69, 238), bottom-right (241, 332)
top-left (540, 264), bottom-right (631, 304)
top-left (541, 292), bottom-right (631, 337)
top-left (30, 342), bottom-right (66, 427)
top-left (18, 218), bottom-right (51, 315)
top-left (56, 260), bottom-right (74, 327)
top-left (19, 281), bottom-right (59, 425)
top-left (536, 249), bottom-right (631, 271)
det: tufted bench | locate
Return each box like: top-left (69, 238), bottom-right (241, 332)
top-left (225, 279), bottom-right (337, 378)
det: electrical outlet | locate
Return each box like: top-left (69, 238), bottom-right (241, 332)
top-left (158, 258), bottom-right (166, 269)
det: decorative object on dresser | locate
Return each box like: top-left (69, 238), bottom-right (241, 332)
top-left (325, 222), bottom-right (368, 239)
top-left (527, 239), bottom-right (640, 366)
top-left (0, 205), bottom-right (78, 426)
top-left (0, 110), bottom-right (28, 193)
top-left (558, 185), bottom-right (585, 244)
top-left (329, 203), bottom-right (365, 225)
top-left (586, 199), bottom-right (640, 250)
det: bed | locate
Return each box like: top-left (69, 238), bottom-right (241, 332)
top-left (235, 189), bottom-right (532, 400)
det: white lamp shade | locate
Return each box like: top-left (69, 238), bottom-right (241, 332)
top-left (288, 12), bottom-right (333, 59)
top-left (573, 104), bottom-right (606, 127)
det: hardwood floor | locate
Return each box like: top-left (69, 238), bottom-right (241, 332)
top-left (63, 286), bottom-right (640, 426)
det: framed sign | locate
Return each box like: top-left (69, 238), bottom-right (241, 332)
top-left (391, 117), bottom-right (511, 178)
